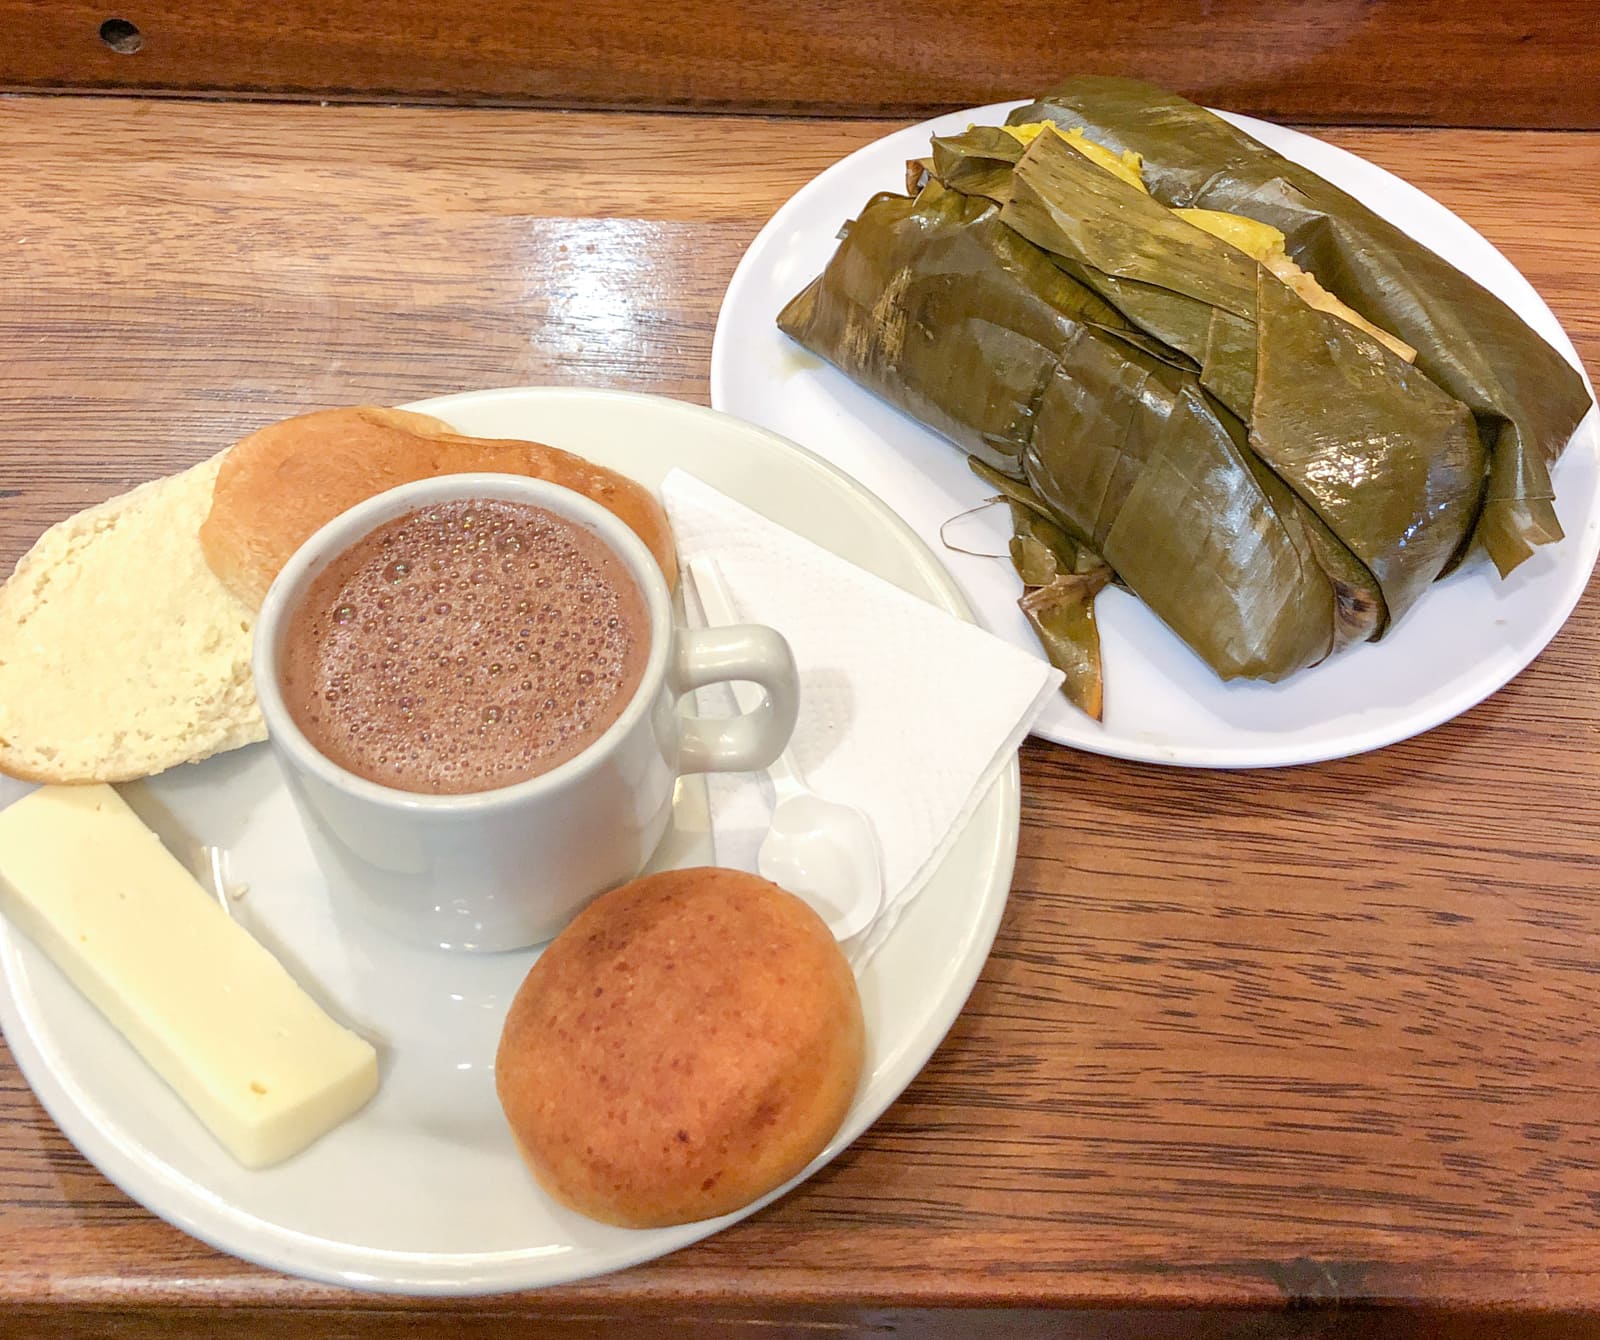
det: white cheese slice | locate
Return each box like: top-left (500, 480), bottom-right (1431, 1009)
top-left (0, 784), bottom-right (378, 1168)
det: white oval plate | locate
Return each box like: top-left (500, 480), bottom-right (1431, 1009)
top-left (0, 388), bottom-right (1020, 1295)
top-left (711, 103), bottom-right (1600, 768)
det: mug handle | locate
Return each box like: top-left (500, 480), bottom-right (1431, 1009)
top-left (668, 624), bottom-right (799, 774)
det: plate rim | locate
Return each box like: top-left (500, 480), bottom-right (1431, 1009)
top-left (710, 102), bottom-right (1600, 770)
top-left (0, 385), bottom-right (1022, 1295)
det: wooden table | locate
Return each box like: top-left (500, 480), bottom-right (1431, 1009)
top-left (2, 96), bottom-right (1598, 1338)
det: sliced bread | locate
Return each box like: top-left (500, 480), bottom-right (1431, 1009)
top-left (199, 406), bottom-right (679, 610)
top-left (0, 453), bottom-right (266, 784)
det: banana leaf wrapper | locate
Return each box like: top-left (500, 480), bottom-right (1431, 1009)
top-left (926, 126), bottom-right (1488, 634)
top-left (777, 179), bottom-right (1367, 682)
top-left (971, 459), bottom-right (1112, 719)
top-left (1008, 75), bottom-right (1592, 576)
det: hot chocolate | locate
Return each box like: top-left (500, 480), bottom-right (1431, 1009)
top-left (280, 498), bottom-right (650, 794)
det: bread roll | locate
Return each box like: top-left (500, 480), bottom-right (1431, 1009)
top-left (200, 406), bottom-right (679, 609)
top-left (0, 454), bottom-right (265, 784)
top-left (496, 867), bottom-right (865, 1228)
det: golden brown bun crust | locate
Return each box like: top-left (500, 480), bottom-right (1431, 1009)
top-left (496, 867), bottom-right (865, 1228)
top-left (199, 406), bottom-right (678, 609)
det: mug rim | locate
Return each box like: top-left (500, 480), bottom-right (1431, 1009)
top-left (251, 471), bottom-right (676, 813)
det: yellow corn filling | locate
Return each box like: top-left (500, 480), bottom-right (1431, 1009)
top-left (1006, 123), bottom-right (1418, 363)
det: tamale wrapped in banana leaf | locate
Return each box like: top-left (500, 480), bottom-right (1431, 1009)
top-left (778, 178), bottom-right (1394, 683)
top-left (778, 111), bottom-right (1501, 690)
top-left (923, 126), bottom-right (1486, 635)
top-left (1008, 76), bottom-right (1591, 576)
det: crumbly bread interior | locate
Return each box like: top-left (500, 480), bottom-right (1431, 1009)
top-left (0, 453), bottom-right (265, 784)
top-left (200, 406), bottom-right (679, 610)
top-left (495, 867), bottom-right (865, 1228)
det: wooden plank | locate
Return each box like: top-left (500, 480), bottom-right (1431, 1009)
top-left (1, 0), bottom-right (1597, 128)
top-left (2, 97), bottom-right (1600, 1332)
top-left (4, 1304), bottom-right (1598, 1339)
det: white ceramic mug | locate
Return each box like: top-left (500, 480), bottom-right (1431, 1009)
top-left (252, 472), bottom-right (798, 951)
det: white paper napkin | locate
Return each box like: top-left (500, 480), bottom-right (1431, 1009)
top-left (661, 469), bottom-right (1063, 964)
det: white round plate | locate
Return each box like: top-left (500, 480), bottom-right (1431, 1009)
top-left (0, 388), bottom-right (1020, 1295)
top-left (711, 103), bottom-right (1600, 768)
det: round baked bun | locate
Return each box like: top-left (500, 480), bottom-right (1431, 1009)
top-left (199, 405), bottom-right (678, 609)
top-left (496, 867), bottom-right (865, 1228)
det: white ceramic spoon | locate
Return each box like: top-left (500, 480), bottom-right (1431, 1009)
top-left (686, 556), bottom-right (884, 941)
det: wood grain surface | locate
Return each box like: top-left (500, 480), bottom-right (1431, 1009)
top-left (2, 0), bottom-right (1599, 128)
top-left (2, 97), bottom-right (1600, 1337)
